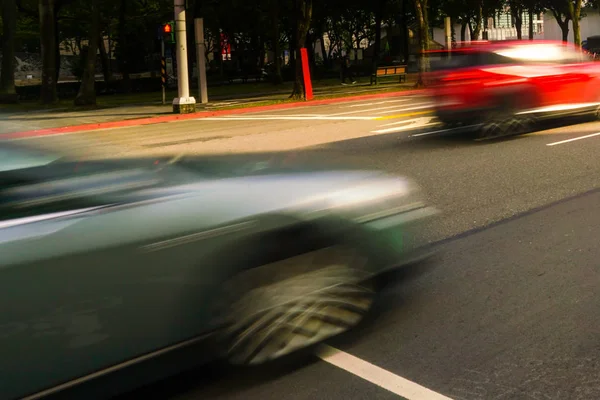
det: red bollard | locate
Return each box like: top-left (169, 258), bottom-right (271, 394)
top-left (300, 48), bottom-right (313, 100)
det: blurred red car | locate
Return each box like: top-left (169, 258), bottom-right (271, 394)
top-left (428, 41), bottom-right (600, 138)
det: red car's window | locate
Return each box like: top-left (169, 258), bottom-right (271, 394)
top-left (494, 44), bottom-right (586, 64)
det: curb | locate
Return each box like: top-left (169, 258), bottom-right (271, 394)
top-left (2, 88), bottom-right (428, 140)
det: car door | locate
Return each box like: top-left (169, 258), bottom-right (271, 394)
top-left (0, 155), bottom-right (237, 400)
top-left (553, 46), bottom-right (596, 105)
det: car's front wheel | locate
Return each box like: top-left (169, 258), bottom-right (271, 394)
top-left (222, 244), bottom-right (375, 366)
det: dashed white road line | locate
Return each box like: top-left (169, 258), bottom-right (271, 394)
top-left (330, 104), bottom-right (417, 116)
top-left (546, 132), bottom-right (600, 146)
top-left (379, 117), bottom-right (429, 127)
top-left (331, 102), bottom-right (432, 116)
top-left (316, 345), bottom-right (453, 400)
top-left (344, 98), bottom-right (413, 108)
top-left (410, 127), bottom-right (457, 137)
top-left (374, 104), bottom-right (434, 115)
top-left (372, 123), bottom-right (437, 134)
top-left (198, 116), bottom-right (376, 121)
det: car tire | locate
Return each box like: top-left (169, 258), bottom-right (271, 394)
top-left (221, 244), bottom-right (375, 366)
top-left (478, 96), bottom-right (533, 140)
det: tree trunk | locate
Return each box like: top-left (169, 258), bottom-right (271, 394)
top-left (528, 9), bottom-right (534, 40)
top-left (320, 34), bottom-right (328, 69)
top-left (413, 0), bottom-right (429, 87)
top-left (399, 0), bottom-right (409, 61)
top-left (272, 28), bottom-right (283, 84)
top-left (0, 0), bottom-right (18, 103)
top-left (98, 36), bottom-right (112, 90)
top-left (562, 25), bottom-right (569, 42)
top-left (74, 0), bottom-right (100, 106)
top-left (568, 0), bottom-right (582, 46)
top-left (461, 21), bottom-right (467, 42)
top-left (372, 0), bottom-right (384, 79)
top-left (53, 8), bottom-right (61, 84)
top-left (515, 17), bottom-right (522, 40)
top-left (118, 0), bottom-right (131, 93)
top-left (572, 17), bottom-right (580, 45)
top-left (472, 3), bottom-right (483, 40)
top-left (512, 6), bottom-right (523, 40)
top-left (289, 0), bottom-right (313, 100)
top-left (305, 32), bottom-right (315, 70)
top-left (289, 27), bottom-right (296, 68)
top-left (39, 0), bottom-right (58, 104)
top-left (559, 20), bottom-right (570, 42)
top-left (468, 20), bottom-right (474, 41)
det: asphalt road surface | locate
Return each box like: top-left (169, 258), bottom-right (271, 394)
top-left (13, 94), bottom-right (600, 399)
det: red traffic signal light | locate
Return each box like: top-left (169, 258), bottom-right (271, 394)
top-left (163, 24), bottom-right (172, 33)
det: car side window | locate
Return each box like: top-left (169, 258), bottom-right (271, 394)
top-left (481, 52), bottom-right (514, 66)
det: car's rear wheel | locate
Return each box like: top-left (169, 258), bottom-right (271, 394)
top-left (222, 244), bottom-right (375, 366)
top-left (477, 98), bottom-right (534, 140)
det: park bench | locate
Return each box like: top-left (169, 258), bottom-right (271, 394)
top-left (371, 65), bottom-right (407, 85)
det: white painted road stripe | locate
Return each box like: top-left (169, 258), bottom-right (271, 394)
top-left (331, 102), bottom-right (432, 116)
top-left (380, 117), bottom-right (430, 127)
top-left (330, 105), bottom-right (414, 116)
top-left (410, 127), bottom-right (454, 137)
top-left (344, 99), bottom-right (413, 108)
top-left (375, 104), bottom-right (434, 115)
top-left (546, 132), bottom-right (600, 146)
top-left (372, 122), bottom-right (437, 134)
top-left (316, 345), bottom-right (453, 400)
top-left (198, 116), bottom-right (376, 121)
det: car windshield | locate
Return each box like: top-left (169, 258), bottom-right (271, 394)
top-left (494, 43), bottom-right (586, 64)
top-left (429, 50), bottom-right (513, 71)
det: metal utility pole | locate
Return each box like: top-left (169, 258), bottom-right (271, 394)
top-left (194, 18), bottom-right (208, 104)
top-left (445, 17), bottom-right (452, 54)
top-left (172, 0), bottom-right (196, 113)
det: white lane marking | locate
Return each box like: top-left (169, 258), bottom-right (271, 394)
top-left (330, 104), bottom-right (419, 116)
top-left (375, 104), bottom-right (433, 115)
top-left (546, 131), bottom-right (600, 146)
top-left (316, 345), bottom-right (453, 400)
top-left (372, 122), bottom-right (436, 134)
top-left (198, 116), bottom-right (376, 121)
top-left (410, 127), bottom-right (454, 137)
top-left (344, 99), bottom-right (413, 108)
top-left (331, 102), bottom-right (432, 116)
top-left (380, 117), bottom-right (430, 127)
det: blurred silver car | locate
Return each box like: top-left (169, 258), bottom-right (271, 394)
top-left (0, 141), bottom-right (438, 399)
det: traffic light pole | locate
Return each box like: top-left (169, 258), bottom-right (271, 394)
top-left (160, 39), bottom-right (166, 105)
top-left (172, 0), bottom-right (196, 113)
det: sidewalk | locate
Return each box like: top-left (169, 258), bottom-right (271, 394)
top-left (0, 75), bottom-right (423, 137)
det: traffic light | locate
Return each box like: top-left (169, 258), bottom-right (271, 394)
top-left (162, 22), bottom-right (175, 44)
